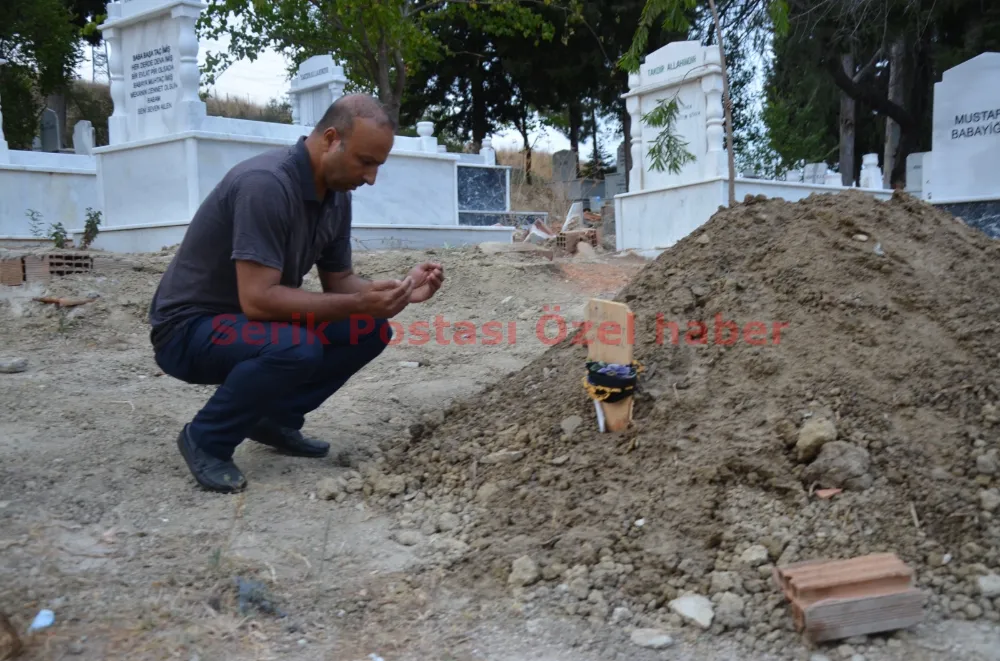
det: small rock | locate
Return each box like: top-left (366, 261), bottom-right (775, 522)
top-left (316, 477), bottom-right (343, 500)
top-left (542, 563), bottom-right (566, 580)
top-left (550, 455), bottom-right (569, 466)
top-left (610, 606), bottom-right (633, 625)
top-left (476, 482), bottom-right (499, 502)
top-left (715, 592), bottom-right (746, 628)
top-left (977, 450), bottom-right (999, 476)
top-left (850, 656), bottom-right (866, 661)
top-left (669, 593), bottom-right (714, 629)
top-left (480, 449), bottom-right (525, 464)
top-left (980, 489), bottom-right (1000, 512)
top-left (392, 530), bottom-right (422, 546)
top-left (568, 577), bottom-right (591, 600)
top-left (438, 512), bottom-right (460, 532)
top-left (509, 556), bottom-right (540, 587)
top-left (978, 574), bottom-right (1000, 598)
top-left (836, 645), bottom-right (855, 658)
top-left (740, 545), bottom-right (770, 567)
top-left (67, 642), bottom-right (85, 655)
top-left (796, 417), bottom-right (837, 462)
top-left (399, 361), bottom-right (420, 368)
top-left (803, 441), bottom-right (872, 491)
top-left (561, 415), bottom-right (583, 437)
top-left (630, 628), bottom-right (673, 649)
top-left (853, 233), bottom-right (869, 242)
top-left (710, 571), bottom-right (739, 593)
top-left (373, 475), bottom-right (406, 496)
top-left (810, 655), bottom-right (833, 661)
top-left (965, 603), bottom-right (983, 619)
top-left (0, 357), bottom-right (27, 374)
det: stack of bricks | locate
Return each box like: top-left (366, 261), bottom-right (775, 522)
top-left (0, 252), bottom-right (94, 287)
top-left (773, 552), bottom-right (925, 642)
top-left (556, 229), bottom-right (599, 254)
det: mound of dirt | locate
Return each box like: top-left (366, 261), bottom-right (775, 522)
top-left (369, 191), bottom-right (1000, 650)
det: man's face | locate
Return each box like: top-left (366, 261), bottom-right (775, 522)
top-left (320, 119), bottom-right (394, 191)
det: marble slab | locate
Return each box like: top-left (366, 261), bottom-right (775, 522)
top-left (459, 211), bottom-right (547, 228)
top-left (457, 165), bottom-right (508, 211)
top-left (929, 53), bottom-right (1000, 201)
top-left (935, 199), bottom-right (1000, 238)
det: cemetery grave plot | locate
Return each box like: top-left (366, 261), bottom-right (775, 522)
top-left (3, 192), bottom-right (1000, 660)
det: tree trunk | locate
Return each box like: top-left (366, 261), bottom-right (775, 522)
top-left (590, 106), bottom-right (599, 173)
top-left (883, 36), bottom-right (905, 189)
top-left (707, 0), bottom-right (735, 206)
top-left (568, 101), bottom-right (582, 176)
top-left (516, 111), bottom-right (532, 184)
top-left (840, 53), bottom-right (856, 186)
top-left (471, 67), bottom-right (487, 151)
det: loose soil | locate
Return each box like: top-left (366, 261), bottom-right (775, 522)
top-left (2, 193), bottom-right (1000, 661)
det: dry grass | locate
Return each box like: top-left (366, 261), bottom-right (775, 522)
top-left (203, 93), bottom-right (293, 124)
top-left (496, 148), bottom-right (568, 225)
top-left (496, 148), bottom-right (555, 181)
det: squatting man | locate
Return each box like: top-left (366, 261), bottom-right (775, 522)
top-left (147, 94), bottom-right (444, 493)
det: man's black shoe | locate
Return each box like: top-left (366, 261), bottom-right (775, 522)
top-left (176, 424), bottom-right (247, 493)
top-left (248, 419), bottom-right (330, 458)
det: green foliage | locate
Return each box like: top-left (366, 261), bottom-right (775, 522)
top-left (26, 210), bottom-right (44, 238)
top-left (641, 97), bottom-right (696, 173)
top-left (198, 0), bottom-right (566, 120)
top-left (0, 0), bottom-right (85, 149)
top-left (49, 222), bottom-right (68, 249)
top-left (81, 208), bottom-right (101, 249)
top-left (618, 0), bottom-right (696, 73)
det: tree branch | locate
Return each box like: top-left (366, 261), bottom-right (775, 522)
top-left (825, 54), bottom-right (917, 132)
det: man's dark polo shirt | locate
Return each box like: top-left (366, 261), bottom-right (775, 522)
top-left (148, 136), bottom-right (352, 349)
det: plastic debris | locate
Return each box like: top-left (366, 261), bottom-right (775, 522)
top-left (28, 609), bottom-right (54, 632)
top-left (873, 242), bottom-right (885, 256)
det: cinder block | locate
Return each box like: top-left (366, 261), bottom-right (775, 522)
top-left (0, 258), bottom-right (24, 286)
top-left (773, 553), bottom-right (924, 642)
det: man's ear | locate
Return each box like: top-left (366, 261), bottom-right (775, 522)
top-left (322, 127), bottom-right (342, 152)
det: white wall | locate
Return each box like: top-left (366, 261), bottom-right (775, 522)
top-left (352, 152), bottom-right (459, 226)
top-left (614, 177), bottom-right (894, 256)
top-left (0, 161), bottom-right (98, 239)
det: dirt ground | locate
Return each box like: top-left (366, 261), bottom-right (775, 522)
top-left (1, 235), bottom-right (999, 661)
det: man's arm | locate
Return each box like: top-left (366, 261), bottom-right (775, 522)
top-left (317, 268), bottom-right (374, 295)
top-left (237, 261), bottom-right (368, 322)
top-left (231, 172), bottom-right (411, 322)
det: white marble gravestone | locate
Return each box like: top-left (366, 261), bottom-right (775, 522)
top-left (928, 52), bottom-right (1000, 202)
top-left (99, 0), bottom-right (207, 145)
top-left (73, 120), bottom-right (96, 155)
top-left (288, 55), bottom-right (348, 126)
top-left (623, 40), bottom-right (727, 193)
top-left (0, 58), bottom-right (8, 161)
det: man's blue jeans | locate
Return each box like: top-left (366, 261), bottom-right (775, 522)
top-left (153, 313), bottom-right (392, 460)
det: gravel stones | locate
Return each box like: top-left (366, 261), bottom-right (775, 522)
top-left (629, 628), bottom-right (673, 649)
top-left (803, 442), bottom-right (872, 490)
top-left (796, 417), bottom-right (837, 462)
top-left (669, 594), bottom-right (714, 629)
top-left (509, 556), bottom-right (540, 587)
top-left (978, 574), bottom-right (1000, 598)
top-left (0, 357), bottom-right (27, 374)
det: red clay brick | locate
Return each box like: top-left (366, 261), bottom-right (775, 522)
top-left (773, 553), bottom-right (923, 642)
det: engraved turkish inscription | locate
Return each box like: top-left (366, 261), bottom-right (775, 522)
top-left (130, 45), bottom-right (177, 115)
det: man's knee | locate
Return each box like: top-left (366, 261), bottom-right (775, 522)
top-left (261, 326), bottom-right (325, 372)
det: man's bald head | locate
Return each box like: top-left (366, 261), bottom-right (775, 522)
top-left (313, 94), bottom-right (396, 140)
top-left (307, 94), bottom-right (397, 193)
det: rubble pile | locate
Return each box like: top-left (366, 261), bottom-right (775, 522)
top-left (368, 191), bottom-right (1000, 653)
